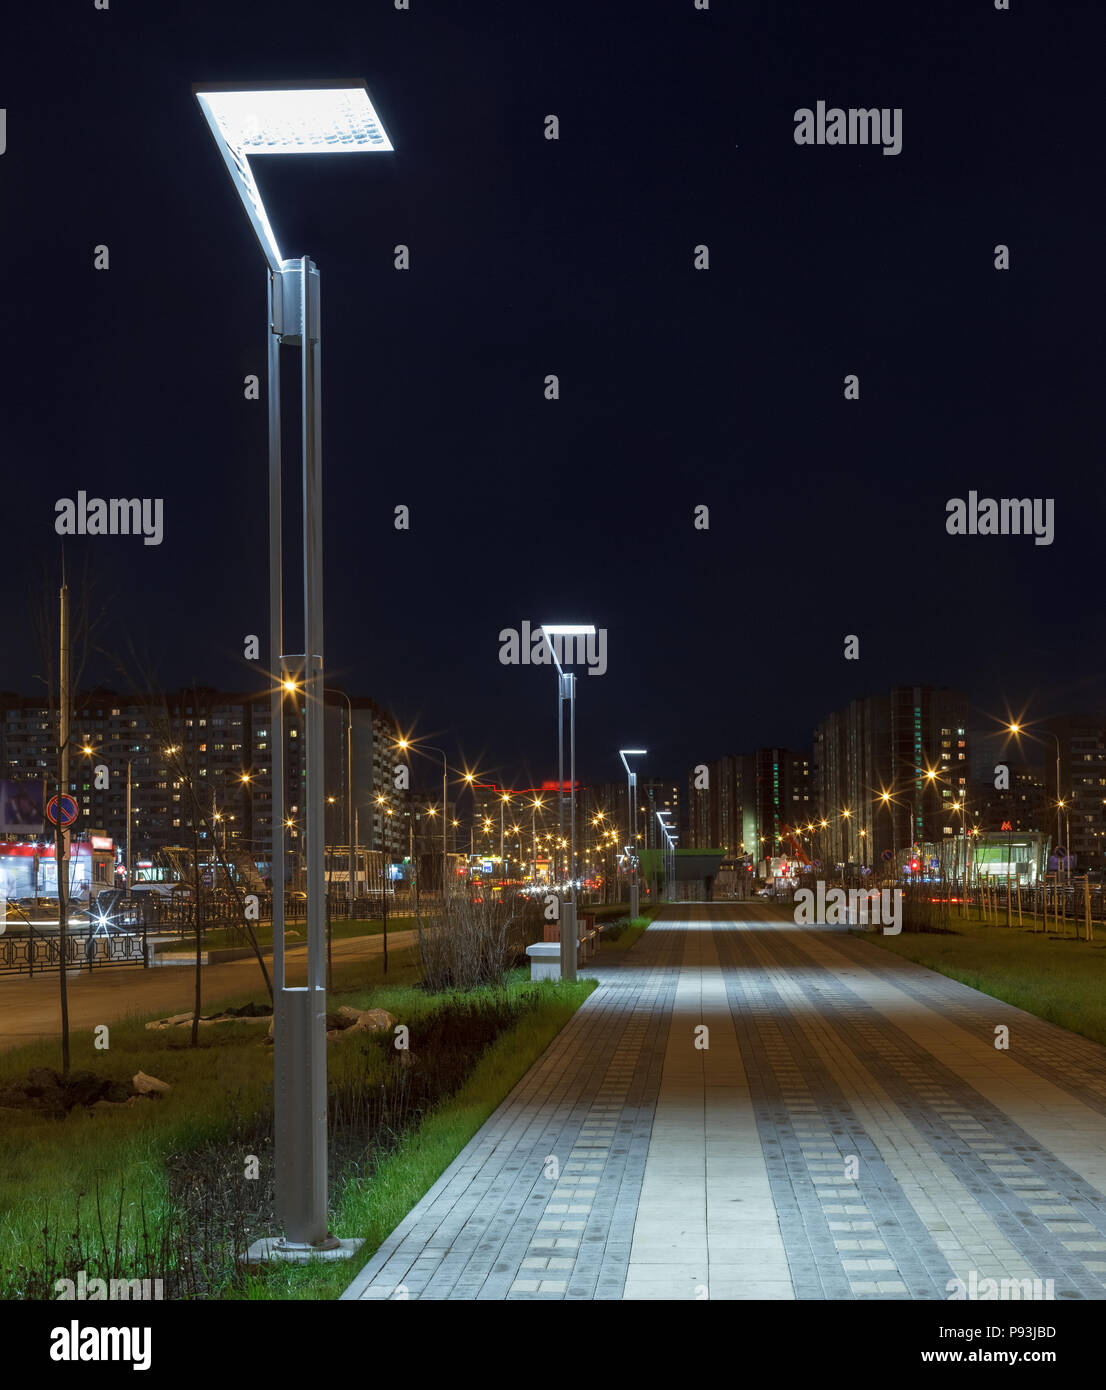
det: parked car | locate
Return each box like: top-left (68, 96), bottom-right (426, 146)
top-left (130, 883), bottom-right (193, 902)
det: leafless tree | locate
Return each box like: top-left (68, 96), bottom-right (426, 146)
top-left (30, 558), bottom-right (107, 1077)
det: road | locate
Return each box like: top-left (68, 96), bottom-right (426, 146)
top-left (0, 929), bottom-right (416, 1053)
top-left (344, 901), bottom-right (1106, 1300)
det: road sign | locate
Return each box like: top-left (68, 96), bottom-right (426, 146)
top-left (45, 794), bottom-right (79, 828)
top-left (881, 849), bottom-right (893, 862)
top-left (929, 856), bottom-right (939, 869)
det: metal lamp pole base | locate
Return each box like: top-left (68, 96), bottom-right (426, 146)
top-left (244, 1235), bottom-right (363, 1267)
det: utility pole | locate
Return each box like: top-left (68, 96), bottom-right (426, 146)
top-left (124, 758), bottom-right (132, 898)
top-left (442, 755), bottom-right (448, 902)
top-left (57, 579), bottom-right (71, 1076)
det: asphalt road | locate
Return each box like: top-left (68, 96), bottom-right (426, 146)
top-left (0, 929), bottom-right (416, 1053)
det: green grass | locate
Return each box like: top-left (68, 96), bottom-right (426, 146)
top-left (859, 915), bottom-right (1106, 1047)
top-left (601, 915), bottom-right (653, 953)
top-left (0, 941), bottom-right (424, 1292)
top-left (0, 942), bottom-right (595, 1300)
top-left (237, 974), bottom-right (596, 1299)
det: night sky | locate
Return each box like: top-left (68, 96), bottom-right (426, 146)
top-left (4, 1), bottom-right (1103, 791)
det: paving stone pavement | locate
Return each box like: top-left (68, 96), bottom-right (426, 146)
top-left (342, 904), bottom-right (1106, 1301)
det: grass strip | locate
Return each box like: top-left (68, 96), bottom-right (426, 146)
top-left (859, 917), bottom-right (1106, 1048)
top-left (238, 976), bottom-right (596, 1300)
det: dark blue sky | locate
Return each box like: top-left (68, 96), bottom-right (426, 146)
top-left (3, 0), bottom-right (1103, 790)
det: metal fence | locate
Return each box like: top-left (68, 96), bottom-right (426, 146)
top-left (134, 890), bottom-right (404, 936)
top-left (0, 922), bottom-right (148, 975)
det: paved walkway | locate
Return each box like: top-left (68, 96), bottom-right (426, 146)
top-left (343, 904), bottom-right (1106, 1300)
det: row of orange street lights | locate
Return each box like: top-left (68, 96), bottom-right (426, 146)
top-left (779, 716), bottom-right (1071, 887)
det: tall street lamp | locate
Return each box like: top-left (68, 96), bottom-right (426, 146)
top-left (196, 78), bottom-right (392, 1261)
top-left (398, 738), bottom-right (449, 899)
top-left (498, 791), bottom-right (511, 869)
top-left (620, 749), bottom-right (646, 917)
top-left (324, 688), bottom-right (355, 905)
top-left (530, 796), bottom-right (544, 880)
top-left (540, 623), bottom-right (595, 982)
top-left (1007, 722), bottom-right (1067, 884)
top-left (657, 810), bottom-right (676, 900)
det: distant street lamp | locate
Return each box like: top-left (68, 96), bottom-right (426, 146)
top-left (498, 791), bottom-right (511, 868)
top-left (619, 749), bottom-right (647, 917)
top-left (657, 810), bottom-right (676, 900)
top-left (530, 796), bottom-right (544, 879)
top-left (196, 77), bottom-right (392, 1261)
top-left (1007, 721), bottom-right (1067, 883)
top-left (398, 737), bottom-right (449, 899)
top-left (324, 687), bottom-right (355, 904)
top-left (540, 623), bottom-right (596, 982)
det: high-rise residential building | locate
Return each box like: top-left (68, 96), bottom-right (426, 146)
top-left (687, 755), bottom-right (756, 855)
top-left (814, 684), bottom-right (969, 867)
top-left (639, 778), bottom-right (680, 849)
top-left (812, 695), bottom-right (892, 865)
top-left (0, 686), bottom-right (408, 876)
top-left (1043, 717), bottom-right (1106, 870)
top-left (967, 731), bottom-right (1046, 837)
top-left (752, 748), bottom-right (812, 861)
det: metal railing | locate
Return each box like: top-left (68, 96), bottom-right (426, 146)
top-left (0, 919), bottom-right (148, 975)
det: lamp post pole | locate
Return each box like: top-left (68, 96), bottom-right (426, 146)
top-left (430, 749), bottom-right (448, 900)
top-left (620, 750), bottom-right (646, 918)
top-left (401, 741), bottom-right (449, 899)
top-left (1050, 733), bottom-right (1068, 885)
top-left (1008, 723), bottom-right (1068, 886)
top-left (559, 676), bottom-right (577, 979)
top-left (196, 79), bottom-right (392, 1259)
top-left (324, 688), bottom-right (354, 906)
top-left (125, 759), bottom-right (132, 896)
top-left (540, 626), bottom-right (593, 983)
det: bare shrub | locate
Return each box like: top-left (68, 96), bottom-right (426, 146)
top-left (416, 893), bottom-right (542, 991)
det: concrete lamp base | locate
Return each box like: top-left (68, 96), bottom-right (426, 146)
top-left (243, 1235), bottom-right (364, 1267)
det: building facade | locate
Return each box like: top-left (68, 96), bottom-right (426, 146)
top-left (0, 686), bottom-right (408, 879)
top-left (813, 684), bottom-right (969, 868)
top-left (687, 754), bottom-right (756, 856)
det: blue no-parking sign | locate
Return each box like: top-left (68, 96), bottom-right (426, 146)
top-left (46, 794), bottom-right (79, 827)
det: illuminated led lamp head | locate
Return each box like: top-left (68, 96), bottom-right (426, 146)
top-left (540, 623), bottom-right (596, 676)
top-left (193, 79), bottom-right (393, 272)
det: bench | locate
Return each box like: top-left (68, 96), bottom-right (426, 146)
top-left (525, 941), bottom-right (562, 981)
top-left (526, 927), bottom-right (602, 980)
